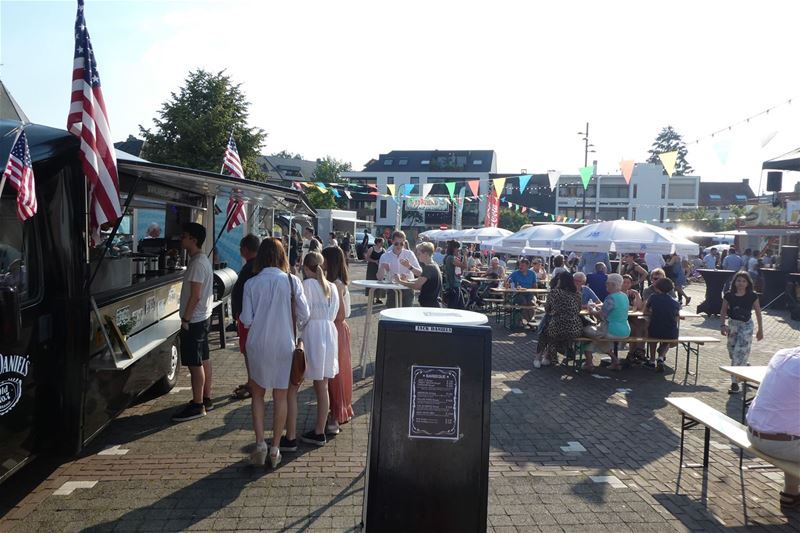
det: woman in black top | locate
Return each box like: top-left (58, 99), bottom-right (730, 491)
top-left (720, 272), bottom-right (764, 394)
top-left (395, 242), bottom-right (442, 307)
top-left (365, 237), bottom-right (385, 303)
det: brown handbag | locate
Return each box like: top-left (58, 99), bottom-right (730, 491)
top-left (288, 274), bottom-right (305, 386)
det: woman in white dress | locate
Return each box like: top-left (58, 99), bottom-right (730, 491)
top-left (287, 251), bottom-right (340, 447)
top-left (240, 238), bottom-right (309, 467)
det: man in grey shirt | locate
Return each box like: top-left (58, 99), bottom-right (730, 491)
top-left (173, 222), bottom-right (215, 422)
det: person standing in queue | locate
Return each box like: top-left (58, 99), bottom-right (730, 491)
top-left (172, 223), bottom-right (215, 422)
top-left (378, 230), bottom-right (420, 308)
top-left (442, 240), bottom-right (464, 309)
top-left (395, 241), bottom-right (443, 308)
top-left (240, 238), bottom-right (309, 467)
top-left (231, 234), bottom-right (260, 400)
top-left (321, 246), bottom-right (354, 435)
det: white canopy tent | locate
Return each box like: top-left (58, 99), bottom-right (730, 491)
top-left (501, 224), bottom-right (574, 250)
top-left (556, 220), bottom-right (699, 255)
top-left (483, 236), bottom-right (558, 257)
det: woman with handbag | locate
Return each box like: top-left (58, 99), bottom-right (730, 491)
top-left (322, 246), bottom-right (354, 435)
top-left (240, 238), bottom-right (309, 468)
top-left (289, 251), bottom-right (340, 447)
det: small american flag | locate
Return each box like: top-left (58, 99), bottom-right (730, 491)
top-left (67, 0), bottom-right (121, 231)
top-left (222, 133), bottom-right (246, 231)
top-left (2, 130), bottom-right (38, 221)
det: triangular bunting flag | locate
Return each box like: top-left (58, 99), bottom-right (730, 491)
top-left (492, 177), bottom-right (506, 195)
top-left (344, 190), bottom-right (352, 199)
top-left (467, 180), bottom-right (479, 197)
top-left (315, 182), bottom-right (327, 191)
top-left (547, 170), bottom-right (560, 191)
top-left (658, 151), bottom-right (678, 177)
top-left (421, 183), bottom-right (434, 199)
top-left (619, 160), bottom-right (635, 184)
top-left (387, 183), bottom-right (396, 196)
top-left (521, 207), bottom-right (527, 213)
top-left (518, 174), bottom-right (532, 194)
top-left (445, 182), bottom-right (456, 200)
top-left (579, 166), bottom-right (593, 190)
top-left (332, 189), bottom-right (340, 198)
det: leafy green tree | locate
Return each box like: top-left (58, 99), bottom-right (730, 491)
top-left (313, 156), bottom-right (352, 184)
top-left (646, 126), bottom-right (693, 176)
top-left (271, 150), bottom-right (304, 160)
top-left (499, 208), bottom-right (529, 232)
top-left (140, 69), bottom-right (267, 179)
top-left (677, 207), bottom-right (724, 232)
top-left (305, 188), bottom-right (338, 209)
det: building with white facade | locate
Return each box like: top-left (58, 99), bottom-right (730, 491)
top-left (555, 163), bottom-right (700, 224)
top-left (340, 150), bottom-right (497, 230)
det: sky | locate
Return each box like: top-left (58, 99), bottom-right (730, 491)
top-left (2, 0), bottom-right (800, 193)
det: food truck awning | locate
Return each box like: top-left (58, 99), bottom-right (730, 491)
top-left (117, 155), bottom-right (316, 217)
top-left (762, 147), bottom-right (800, 172)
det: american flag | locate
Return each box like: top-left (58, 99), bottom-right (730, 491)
top-left (2, 130), bottom-right (37, 221)
top-left (67, 0), bottom-right (121, 230)
top-left (222, 133), bottom-right (246, 231)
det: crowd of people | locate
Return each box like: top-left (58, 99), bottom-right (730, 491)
top-left (171, 223), bottom-right (354, 469)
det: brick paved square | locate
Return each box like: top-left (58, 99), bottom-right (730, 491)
top-left (1, 267), bottom-right (799, 532)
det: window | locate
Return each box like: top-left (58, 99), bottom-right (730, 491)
top-left (661, 184), bottom-right (666, 199)
top-left (421, 160), bottom-right (430, 165)
top-left (633, 184), bottom-right (638, 198)
top-left (708, 194), bottom-right (721, 201)
top-left (387, 177), bottom-right (394, 185)
top-left (383, 159), bottom-right (393, 166)
top-left (410, 177), bottom-right (419, 184)
top-left (0, 195), bottom-right (40, 304)
top-left (668, 183), bottom-right (695, 200)
top-left (735, 194), bottom-right (747, 201)
top-left (599, 184), bottom-right (629, 198)
top-left (379, 200), bottom-right (387, 218)
top-left (473, 160), bottom-right (482, 165)
top-left (398, 159), bottom-right (408, 166)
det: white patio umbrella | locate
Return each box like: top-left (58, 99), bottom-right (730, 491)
top-left (555, 220), bottom-right (699, 255)
top-left (484, 236), bottom-right (558, 256)
top-left (501, 224), bottom-right (574, 250)
top-left (704, 243), bottom-right (731, 253)
top-left (418, 229), bottom-right (442, 241)
top-left (467, 227), bottom-right (513, 243)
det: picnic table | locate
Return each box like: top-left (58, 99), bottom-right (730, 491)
top-left (696, 269), bottom-right (736, 315)
top-left (719, 365), bottom-right (768, 422)
top-left (489, 287), bottom-right (549, 330)
top-left (579, 309), bottom-right (702, 319)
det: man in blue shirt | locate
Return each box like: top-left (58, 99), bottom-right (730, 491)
top-left (722, 247), bottom-right (744, 271)
top-left (586, 262), bottom-right (609, 302)
top-left (505, 258), bottom-right (537, 326)
top-left (573, 272), bottom-right (601, 307)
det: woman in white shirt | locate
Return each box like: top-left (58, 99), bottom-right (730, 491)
top-left (240, 238), bottom-right (309, 468)
top-left (290, 252), bottom-right (340, 448)
top-left (322, 246), bottom-right (354, 435)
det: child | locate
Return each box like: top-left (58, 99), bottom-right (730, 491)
top-left (720, 272), bottom-right (764, 394)
top-left (644, 277), bottom-right (680, 373)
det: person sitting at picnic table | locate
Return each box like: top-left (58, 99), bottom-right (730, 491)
top-left (583, 273), bottom-right (631, 372)
top-left (394, 242), bottom-right (442, 308)
top-left (531, 258), bottom-right (549, 288)
top-left (467, 251), bottom-right (483, 271)
top-left (535, 271), bottom-right (582, 368)
top-left (504, 257), bottom-right (537, 327)
top-left (573, 271), bottom-right (600, 308)
top-left (644, 277), bottom-right (680, 373)
top-left (642, 268), bottom-right (678, 301)
top-left (586, 262), bottom-right (609, 302)
top-left (621, 274), bottom-right (647, 362)
top-left (551, 254), bottom-right (568, 278)
top-left (745, 345), bottom-right (800, 509)
top-left (619, 253), bottom-right (648, 292)
top-left (486, 257), bottom-right (506, 279)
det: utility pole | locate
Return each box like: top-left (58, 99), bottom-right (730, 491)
top-left (577, 122), bottom-right (596, 220)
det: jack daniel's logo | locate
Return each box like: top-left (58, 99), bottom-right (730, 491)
top-left (0, 354), bottom-right (30, 416)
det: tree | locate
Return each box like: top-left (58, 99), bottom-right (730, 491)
top-left (677, 207), bottom-right (724, 232)
top-left (271, 150), bottom-right (304, 160)
top-left (646, 126), bottom-right (693, 176)
top-left (305, 188), bottom-right (338, 209)
top-left (312, 156), bottom-right (352, 184)
top-left (139, 69), bottom-right (267, 180)
top-left (499, 208), bottom-right (529, 232)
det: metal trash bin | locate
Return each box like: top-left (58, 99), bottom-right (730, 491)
top-left (363, 309), bottom-right (491, 533)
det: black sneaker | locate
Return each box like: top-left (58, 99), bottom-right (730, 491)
top-left (643, 361), bottom-right (656, 368)
top-left (728, 383), bottom-right (740, 394)
top-left (279, 436), bottom-right (298, 452)
top-left (655, 360), bottom-right (665, 373)
top-left (300, 430), bottom-right (326, 447)
top-left (203, 397), bottom-right (214, 411)
top-left (172, 402), bottom-right (206, 422)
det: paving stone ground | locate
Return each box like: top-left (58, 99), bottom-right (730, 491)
top-left (1, 263), bottom-right (799, 532)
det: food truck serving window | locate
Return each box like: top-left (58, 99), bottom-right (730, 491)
top-left (0, 196), bottom-right (40, 304)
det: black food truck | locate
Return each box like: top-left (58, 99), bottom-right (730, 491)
top-left (0, 119), bottom-right (314, 483)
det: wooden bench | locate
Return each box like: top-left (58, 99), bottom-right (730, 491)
top-left (666, 397), bottom-right (800, 492)
top-left (499, 304), bottom-right (540, 330)
top-left (565, 335), bottom-right (719, 380)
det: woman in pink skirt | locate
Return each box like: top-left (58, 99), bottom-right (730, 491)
top-left (321, 246), bottom-right (354, 434)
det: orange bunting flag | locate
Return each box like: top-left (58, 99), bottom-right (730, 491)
top-left (619, 160), bottom-right (635, 184)
top-left (467, 180), bottom-right (480, 197)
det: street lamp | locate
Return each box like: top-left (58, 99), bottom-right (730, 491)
top-left (577, 122), bottom-right (596, 220)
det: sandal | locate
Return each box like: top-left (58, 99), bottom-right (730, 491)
top-left (581, 363), bottom-right (594, 373)
top-left (231, 384), bottom-right (251, 400)
top-left (780, 492), bottom-right (800, 508)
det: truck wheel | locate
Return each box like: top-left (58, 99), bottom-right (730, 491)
top-left (154, 343), bottom-right (180, 394)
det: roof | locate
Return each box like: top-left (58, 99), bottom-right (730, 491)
top-left (361, 150), bottom-right (496, 173)
top-left (698, 180), bottom-right (755, 206)
top-left (0, 80), bottom-right (29, 123)
top-left (0, 120), bottom-right (78, 164)
top-left (256, 156), bottom-right (318, 180)
top-left (763, 147), bottom-right (800, 172)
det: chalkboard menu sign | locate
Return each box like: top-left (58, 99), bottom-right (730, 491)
top-left (409, 365), bottom-right (460, 440)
